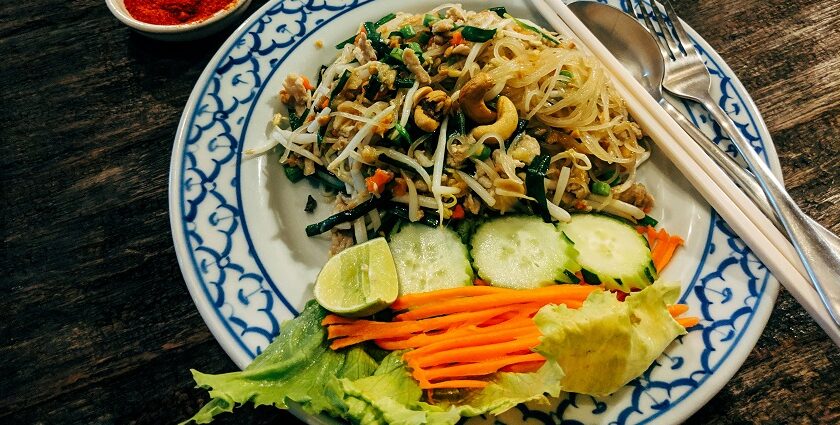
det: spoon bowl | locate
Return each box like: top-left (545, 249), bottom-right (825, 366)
top-left (568, 1), bottom-right (665, 98)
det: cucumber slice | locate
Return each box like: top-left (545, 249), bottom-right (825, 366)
top-left (389, 224), bottom-right (473, 295)
top-left (559, 214), bottom-right (657, 292)
top-left (471, 216), bottom-right (580, 289)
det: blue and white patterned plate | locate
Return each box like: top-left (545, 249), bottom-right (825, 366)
top-left (169, 1), bottom-right (781, 423)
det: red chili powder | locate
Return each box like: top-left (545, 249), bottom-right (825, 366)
top-left (124, 0), bottom-right (237, 26)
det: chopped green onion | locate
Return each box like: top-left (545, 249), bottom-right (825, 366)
top-left (559, 70), bottom-right (574, 80)
top-left (304, 195), bottom-right (317, 213)
top-left (460, 26), bottom-right (497, 42)
top-left (526, 154), bottom-right (552, 223)
top-left (283, 165), bottom-right (304, 183)
top-left (472, 145), bottom-right (491, 160)
top-left (423, 13), bottom-right (439, 27)
top-left (505, 13), bottom-right (561, 45)
top-left (417, 32), bottom-right (432, 46)
top-left (407, 42), bottom-right (423, 56)
top-left (639, 215), bottom-right (659, 227)
top-left (374, 13), bottom-right (396, 28)
top-left (288, 108), bottom-right (309, 130)
top-left (395, 78), bottom-right (415, 88)
top-left (389, 47), bottom-right (404, 62)
top-left (390, 123), bottom-right (411, 145)
top-left (590, 181), bottom-right (611, 196)
top-left (330, 69), bottom-right (351, 99)
top-left (399, 25), bottom-right (416, 39)
top-left (489, 6), bottom-right (507, 18)
top-left (388, 30), bottom-right (403, 39)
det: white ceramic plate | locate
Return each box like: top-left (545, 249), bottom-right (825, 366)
top-left (169, 1), bottom-right (780, 423)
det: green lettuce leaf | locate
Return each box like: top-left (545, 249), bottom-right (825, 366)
top-left (183, 300), bottom-right (377, 424)
top-left (339, 352), bottom-right (565, 424)
top-left (533, 281), bottom-right (686, 396)
top-left (451, 359), bottom-right (565, 417)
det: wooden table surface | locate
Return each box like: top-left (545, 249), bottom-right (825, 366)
top-left (1, 1), bottom-right (838, 423)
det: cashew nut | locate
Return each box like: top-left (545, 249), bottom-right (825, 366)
top-left (459, 73), bottom-right (497, 124)
top-left (470, 96), bottom-right (518, 143)
top-left (413, 87), bottom-right (452, 132)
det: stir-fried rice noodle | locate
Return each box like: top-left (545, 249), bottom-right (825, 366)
top-left (261, 4), bottom-right (654, 247)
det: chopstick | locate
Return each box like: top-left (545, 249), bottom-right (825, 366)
top-left (528, 0), bottom-right (840, 346)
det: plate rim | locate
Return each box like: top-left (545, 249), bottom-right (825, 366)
top-left (168, 1), bottom-right (781, 423)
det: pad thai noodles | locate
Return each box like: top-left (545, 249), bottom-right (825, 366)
top-left (247, 4), bottom-right (656, 253)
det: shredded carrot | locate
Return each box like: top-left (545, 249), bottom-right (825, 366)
top-left (301, 76), bottom-right (314, 91)
top-left (407, 336), bottom-right (542, 368)
top-left (668, 304), bottom-right (689, 317)
top-left (500, 360), bottom-right (545, 373)
top-left (328, 305), bottom-right (520, 349)
top-left (365, 168), bottom-right (394, 195)
top-left (320, 97), bottom-right (329, 109)
top-left (403, 323), bottom-right (540, 360)
top-left (394, 285), bottom-right (600, 321)
top-left (377, 319), bottom-right (535, 351)
top-left (677, 316), bottom-right (700, 328)
top-left (416, 353), bottom-right (545, 381)
top-left (450, 31), bottom-right (464, 46)
top-left (391, 286), bottom-right (513, 311)
top-left (638, 225), bottom-right (684, 272)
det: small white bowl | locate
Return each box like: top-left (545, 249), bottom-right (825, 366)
top-left (105, 0), bottom-right (253, 42)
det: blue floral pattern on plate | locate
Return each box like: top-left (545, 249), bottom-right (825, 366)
top-left (169, 1), bottom-right (779, 423)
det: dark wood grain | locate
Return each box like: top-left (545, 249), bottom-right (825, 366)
top-left (0, 1), bottom-right (837, 424)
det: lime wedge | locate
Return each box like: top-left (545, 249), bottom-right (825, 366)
top-left (314, 237), bottom-right (399, 317)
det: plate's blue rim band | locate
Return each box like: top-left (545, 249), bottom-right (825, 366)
top-left (171, 0), bottom-right (777, 421)
top-left (178, 1), bottom-right (378, 359)
top-left (232, 1), bottom-right (379, 320)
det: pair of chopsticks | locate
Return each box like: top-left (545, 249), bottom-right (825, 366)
top-left (529, 0), bottom-right (840, 346)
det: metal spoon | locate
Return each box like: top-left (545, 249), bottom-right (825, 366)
top-left (568, 1), bottom-right (840, 256)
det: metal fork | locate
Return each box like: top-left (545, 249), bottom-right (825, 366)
top-left (632, 0), bottom-right (840, 327)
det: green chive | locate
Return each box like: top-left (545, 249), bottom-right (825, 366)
top-left (489, 6), bottom-right (507, 17)
top-left (460, 26), bottom-right (496, 42)
top-left (395, 78), bottom-right (415, 88)
top-left (374, 13), bottom-right (396, 28)
top-left (417, 32), bottom-right (432, 46)
top-left (472, 145), bottom-right (491, 160)
top-left (559, 70), bottom-right (574, 80)
top-left (639, 215), bottom-right (659, 227)
top-left (283, 165), bottom-right (304, 183)
top-left (330, 69), bottom-right (351, 100)
top-left (391, 123), bottom-right (411, 145)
